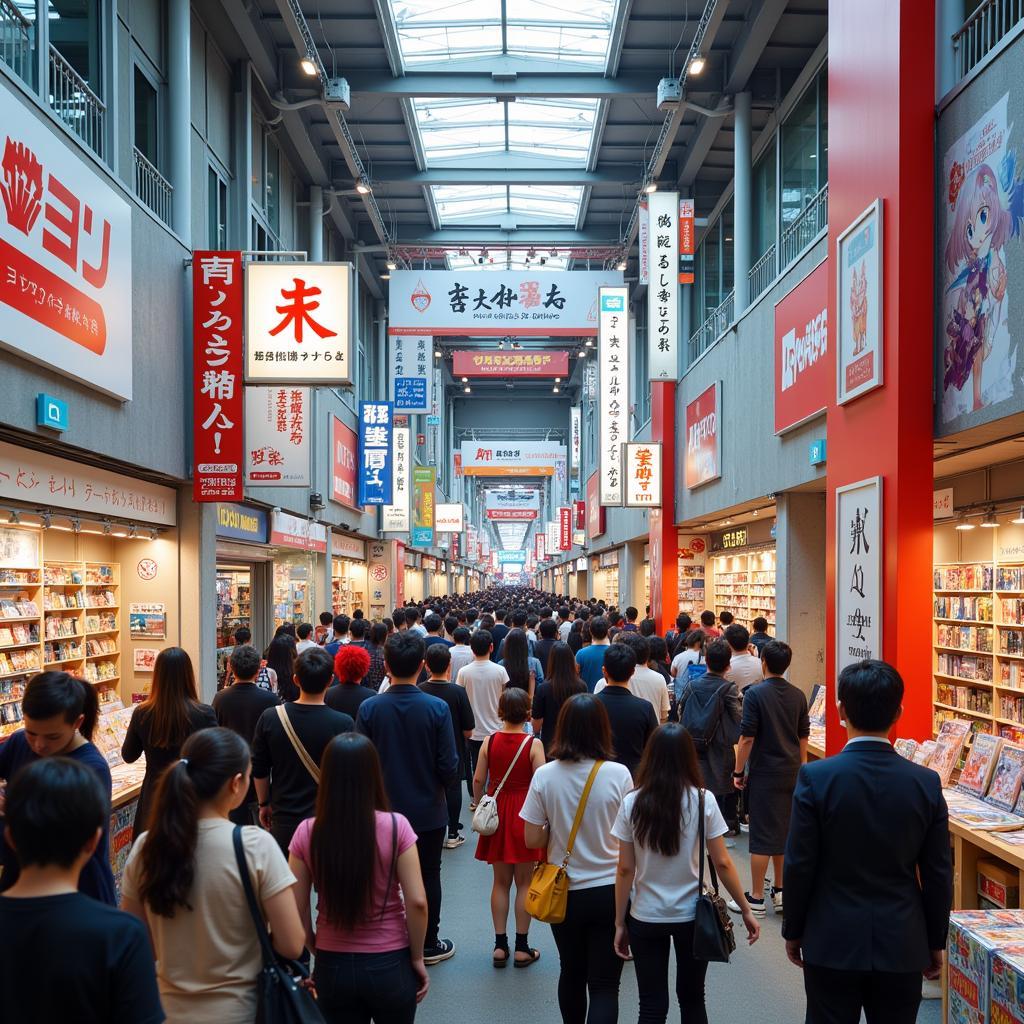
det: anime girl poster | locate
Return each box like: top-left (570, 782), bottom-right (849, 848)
top-left (941, 94), bottom-right (1024, 427)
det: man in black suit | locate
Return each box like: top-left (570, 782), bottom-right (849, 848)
top-left (782, 659), bottom-right (952, 1024)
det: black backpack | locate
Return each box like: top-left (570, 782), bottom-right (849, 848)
top-left (679, 680), bottom-right (731, 755)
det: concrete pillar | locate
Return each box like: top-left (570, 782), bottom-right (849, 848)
top-left (309, 186), bottom-right (323, 261)
top-left (167, 0), bottom-right (192, 243)
top-left (732, 91), bottom-right (752, 312)
top-left (776, 492), bottom-right (826, 699)
top-left (620, 539), bottom-right (646, 612)
top-left (178, 492), bottom-right (218, 702)
top-left (936, 0), bottom-right (962, 100)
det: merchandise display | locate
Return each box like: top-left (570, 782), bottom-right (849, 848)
top-left (331, 561), bottom-right (366, 616)
top-left (273, 557), bottom-right (310, 625)
top-left (947, 912), bottom-right (1024, 1024)
top-left (709, 548), bottom-right (776, 630)
top-left (216, 567), bottom-right (251, 648)
top-left (807, 684), bottom-right (825, 756)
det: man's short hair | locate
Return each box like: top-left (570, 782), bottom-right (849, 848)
top-left (353, 609), bottom-right (364, 619)
top-left (229, 644), bottom-right (262, 681)
top-left (625, 606), bottom-right (638, 622)
top-left (392, 608), bottom-right (406, 627)
top-left (512, 609), bottom-right (528, 628)
top-left (719, 611), bottom-right (735, 627)
top-left (700, 610), bottom-right (716, 627)
top-left (424, 613), bottom-right (443, 633)
top-left (539, 618), bottom-right (558, 639)
top-left (639, 618), bottom-right (657, 637)
top-left (453, 626), bottom-right (471, 645)
top-left (676, 613), bottom-right (691, 631)
top-left (385, 631), bottom-right (426, 679)
top-left (234, 627), bottom-right (252, 645)
top-left (705, 639), bottom-right (733, 674)
top-left (444, 615), bottom-right (459, 636)
top-left (470, 629), bottom-right (494, 657)
top-left (558, 606), bottom-right (570, 621)
top-left (333, 614), bottom-right (350, 635)
top-left (405, 606), bottom-right (421, 624)
top-left (425, 644), bottom-right (452, 675)
top-left (752, 617), bottom-right (769, 633)
top-left (296, 622), bottom-right (313, 640)
top-left (319, 612), bottom-right (334, 627)
top-left (5, 757), bottom-right (108, 869)
top-left (761, 640), bottom-right (793, 676)
top-left (838, 660), bottom-right (904, 732)
top-left (617, 632), bottom-right (650, 665)
top-left (349, 618), bottom-right (367, 640)
top-left (295, 647), bottom-right (335, 694)
top-left (603, 643), bottom-right (637, 683)
top-left (589, 616), bottom-right (610, 640)
top-left (723, 624), bottom-right (750, 652)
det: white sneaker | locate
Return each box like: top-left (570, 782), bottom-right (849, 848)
top-left (727, 893), bottom-right (766, 917)
top-left (444, 833), bottom-right (465, 849)
top-left (771, 887), bottom-right (783, 913)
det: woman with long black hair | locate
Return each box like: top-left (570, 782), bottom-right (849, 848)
top-left (499, 627), bottom-right (543, 698)
top-left (121, 646), bottom-right (217, 832)
top-left (612, 724), bottom-right (759, 1024)
top-left (531, 641), bottom-right (586, 754)
top-left (289, 732), bottom-right (430, 1022)
top-left (121, 727), bottom-right (305, 1023)
top-left (263, 635), bottom-right (298, 700)
top-left (0, 671), bottom-right (116, 904)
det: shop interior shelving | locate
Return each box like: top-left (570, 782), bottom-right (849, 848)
top-left (710, 549), bottom-right (777, 630)
top-left (216, 569), bottom-right (251, 648)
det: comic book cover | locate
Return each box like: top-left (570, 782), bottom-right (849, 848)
top-left (958, 733), bottom-right (1004, 798)
top-left (894, 738), bottom-right (919, 760)
top-left (913, 740), bottom-right (938, 766)
top-left (988, 745), bottom-right (1024, 811)
top-left (932, 719), bottom-right (973, 786)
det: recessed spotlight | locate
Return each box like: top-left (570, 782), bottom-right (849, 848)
top-left (955, 514), bottom-right (975, 531)
top-left (461, 376), bottom-right (468, 383)
top-left (555, 377), bottom-right (561, 383)
top-left (434, 349), bottom-right (442, 358)
top-left (1014, 506), bottom-right (1024, 525)
top-left (643, 181), bottom-right (657, 195)
top-left (688, 54), bottom-right (706, 75)
top-left (553, 385), bottom-right (560, 393)
top-left (299, 53), bottom-right (318, 76)
top-left (616, 260), bottom-right (627, 271)
top-left (380, 273), bottom-right (390, 280)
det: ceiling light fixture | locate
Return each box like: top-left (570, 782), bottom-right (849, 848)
top-left (643, 181), bottom-right (657, 195)
top-left (1014, 506), bottom-right (1024, 525)
top-left (688, 54), bottom-right (706, 75)
top-left (385, 258), bottom-right (398, 271)
top-left (128, 524), bottom-right (139, 539)
top-left (380, 273), bottom-right (390, 280)
top-left (434, 349), bottom-right (442, 358)
top-left (299, 52), bottom-right (318, 76)
top-left (981, 507), bottom-right (999, 528)
top-left (463, 385), bottom-right (471, 393)
top-left (555, 377), bottom-right (562, 383)
top-left (71, 518), bottom-right (81, 534)
top-left (40, 511), bottom-right (52, 529)
top-left (616, 259), bottom-right (627, 271)
top-left (553, 385), bottom-right (560, 393)
top-left (955, 514), bottom-right (975, 531)
top-left (461, 376), bottom-right (468, 383)
top-left (355, 178), bottom-right (371, 195)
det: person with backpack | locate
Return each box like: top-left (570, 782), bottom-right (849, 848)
top-left (669, 630), bottom-right (707, 701)
top-left (677, 639), bottom-right (742, 837)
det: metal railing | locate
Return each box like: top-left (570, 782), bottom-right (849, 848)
top-left (47, 45), bottom-right (106, 159)
top-left (687, 289), bottom-right (734, 365)
top-left (953, 0), bottom-right (1024, 80)
top-left (780, 183), bottom-right (828, 270)
top-left (133, 147), bottom-right (173, 225)
top-left (0, 0), bottom-right (32, 84)
top-left (747, 244), bottom-right (777, 303)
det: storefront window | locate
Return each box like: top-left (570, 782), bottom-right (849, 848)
top-left (781, 66), bottom-right (827, 230)
top-left (753, 139), bottom-right (777, 259)
top-left (48, 0), bottom-right (103, 95)
top-left (273, 550), bottom-right (311, 626)
top-left (332, 558), bottom-right (367, 615)
top-left (216, 566), bottom-right (252, 648)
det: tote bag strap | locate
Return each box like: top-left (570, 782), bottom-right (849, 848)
top-left (560, 760), bottom-right (603, 869)
top-left (276, 705), bottom-right (321, 784)
top-left (490, 735), bottom-right (533, 798)
top-left (232, 825), bottom-right (276, 968)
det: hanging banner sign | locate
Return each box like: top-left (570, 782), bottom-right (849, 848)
top-left (452, 351), bottom-right (570, 377)
top-left (412, 466), bottom-right (435, 546)
top-left (546, 521), bottom-right (560, 555)
top-left (330, 415), bottom-right (359, 508)
top-left (460, 442), bottom-right (566, 477)
top-left (685, 383), bottom-right (721, 490)
top-left (466, 526), bottom-right (479, 562)
top-left (587, 471), bottom-right (606, 538)
top-left (570, 406), bottom-right (582, 472)
top-left (244, 387), bottom-right (310, 486)
top-left (574, 499), bottom-right (586, 531)
top-left (836, 477), bottom-right (882, 674)
top-left (598, 286), bottom-right (630, 505)
top-left (775, 259), bottom-right (830, 434)
top-left (357, 401), bottom-right (393, 506)
top-left (382, 427), bottom-right (411, 532)
top-left (484, 489), bottom-right (542, 512)
top-left (390, 336), bottom-right (431, 413)
top-left (623, 442), bottom-right (662, 507)
top-left (245, 262), bottom-right (352, 384)
top-left (638, 201), bottom-right (650, 286)
top-left (270, 510), bottom-right (328, 552)
top-left (388, 270), bottom-right (624, 337)
top-left (678, 197), bottom-right (695, 285)
top-left (535, 531), bottom-right (546, 561)
top-left (193, 251), bottom-right (244, 501)
top-left (646, 191), bottom-right (679, 380)
top-left (559, 507), bottom-right (572, 551)
top-left (435, 503), bottom-right (465, 533)
top-left (485, 508), bottom-right (538, 521)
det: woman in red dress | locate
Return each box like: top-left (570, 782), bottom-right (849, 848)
top-left (473, 686), bottom-right (546, 968)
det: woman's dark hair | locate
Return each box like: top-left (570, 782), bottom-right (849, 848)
top-left (312, 733), bottom-right (391, 929)
top-left (631, 724), bottom-right (704, 857)
top-left (501, 628), bottom-right (532, 689)
top-left (22, 671), bottom-right (99, 742)
top-left (265, 636), bottom-right (298, 701)
top-left (549, 693), bottom-right (614, 762)
top-left (647, 636), bottom-right (669, 664)
top-left (498, 686), bottom-right (531, 725)
top-left (137, 727), bottom-right (249, 917)
top-left (545, 641), bottom-right (586, 709)
top-left (673, 628), bottom-right (705, 660)
top-left (138, 647), bottom-right (201, 749)
top-left (274, 622), bottom-right (297, 639)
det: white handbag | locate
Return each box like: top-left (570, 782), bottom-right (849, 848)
top-left (471, 734), bottom-right (533, 836)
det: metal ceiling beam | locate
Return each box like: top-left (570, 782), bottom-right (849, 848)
top-left (370, 164), bottom-right (643, 186)
top-left (393, 225), bottom-right (621, 245)
top-left (344, 69), bottom-right (654, 99)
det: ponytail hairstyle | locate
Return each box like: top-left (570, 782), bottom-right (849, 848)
top-left (137, 727), bottom-right (250, 917)
top-left (22, 671), bottom-right (99, 742)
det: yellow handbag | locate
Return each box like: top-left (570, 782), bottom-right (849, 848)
top-left (525, 760), bottom-right (604, 925)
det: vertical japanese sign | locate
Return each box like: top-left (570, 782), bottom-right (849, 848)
top-left (623, 442), bottom-right (662, 506)
top-left (558, 507), bottom-right (572, 551)
top-left (412, 466), bottom-right (435, 546)
top-left (390, 335), bottom-right (431, 413)
top-left (382, 427), bottom-right (411, 532)
top-left (684, 383), bottom-right (721, 490)
top-left (244, 387), bottom-right (310, 486)
top-left (586, 470), bottom-right (606, 538)
top-left (646, 192), bottom-right (679, 380)
top-left (535, 531), bottom-right (546, 561)
top-left (330, 415), bottom-right (358, 508)
top-left (638, 200), bottom-right (650, 286)
top-left (570, 406), bottom-right (581, 473)
top-left (678, 197), bottom-right (695, 285)
top-left (245, 262), bottom-right (352, 384)
top-left (466, 525), bottom-right (478, 562)
top-left (193, 252), bottom-right (244, 501)
top-left (546, 521), bottom-right (560, 555)
top-left (357, 401), bottom-right (393, 506)
top-left (836, 477), bottom-right (882, 675)
top-left (574, 499), bottom-right (586, 531)
top-left (598, 286), bottom-right (630, 505)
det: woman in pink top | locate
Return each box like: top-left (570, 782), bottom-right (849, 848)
top-left (289, 733), bottom-right (430, 1023)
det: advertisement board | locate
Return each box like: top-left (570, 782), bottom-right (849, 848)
top-left (836, 477), bottom-right (882, 675)
top-left (357, 401), bottom-right (393, 506)
top-left (412, 466), bottom-right (435, 546)
top-left (452, 351), bottom-right (569, 377)
top-left (485, 508), bottom-right (537, 521)
top-left (484, 489), bottom-right (541, 512)
top-left (435, 503), bottom-right (465, 533)
top-left (775, 259), bottom-right (830, 434)
top-left (586, 471), bottom-right (605, 539)
top-left (646, 191), bottom-right (679, 379)
top-left (598, 286), bottom-right (630, 505)
top-left (270, 510), bottom-right (328, 552)
top-left (837, 201), bottom-right (883, 405)
top-left (330, 415), bottom-right (358, 508)
top-left (570, 406), bottom-right (582, 472)
top-left (559, 507), bottom-right (572, 550)
top-left (460, 441), bottom-right (566, 477)
top-left (624, 442), bottom-right (662, 507)
top-left (390, 336), bottom-right (431, 413)
top-left (684, 383), bottom-right (721, 490)
top-left (244, 387), bottom-right (310, 486)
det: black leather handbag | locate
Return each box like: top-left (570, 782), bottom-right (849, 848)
top-left (232, 826), bottom-right (326, 1024)
top-left (692, 790), bottom-right (737, 963)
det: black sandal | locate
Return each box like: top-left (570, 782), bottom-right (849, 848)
top-left (513, 948), bottom-right (541, 968)
top-left (493, 936), bottom-right (510, 969)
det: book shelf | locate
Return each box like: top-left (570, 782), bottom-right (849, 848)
top-left (710, 548), bottom-right (777, 630)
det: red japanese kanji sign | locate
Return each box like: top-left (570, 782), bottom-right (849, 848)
top-left (558, 506), bottom-right (572, 551)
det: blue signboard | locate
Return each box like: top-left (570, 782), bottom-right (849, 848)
top-left (216, 503), bottom-right (269, 543)
top-left (809, 438), bottom-right (827, 466)
top-left (394, 377), bottom-right (428, 412)
top-left (357, 401), bottom-right (394, 505)
top-left (36, 393), bottom-right (68, 432)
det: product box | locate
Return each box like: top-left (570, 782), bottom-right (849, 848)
top-left (979, 861), bottom-right (1022, 910)
top-left (947, 912), bottom-right (1024, 1024)
top-left (991, 948), bottom-right (1024, 1024)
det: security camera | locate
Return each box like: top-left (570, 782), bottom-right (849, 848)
top-left (310, 492), bottom-right (325, 512)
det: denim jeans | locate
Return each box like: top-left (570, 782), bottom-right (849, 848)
top-left (313, 947), bottom-right (417, 1024)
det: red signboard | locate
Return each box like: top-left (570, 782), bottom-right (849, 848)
top-left (535, 531), bottom-right (546, 561)
top-left (586, 472), bottom-right (605, 539)
top-left (678, 198), bottom-right (695, 285)
top-left (573, 500), bottom-right (586, 531)
top-left (684, 383), bottom-right (721, 490)
top-left (559, 506), bottom-right (572, 551)
top-left (193, 251), bottom-right (244, 501)
top-left (330, 415), bottom-right (359, 507)
top-left (453, 350), bottom-right (570, 378)
top-left (485, 508), bottom-right (538, 521)
top-left (774, 260), bottom-right (830, 434)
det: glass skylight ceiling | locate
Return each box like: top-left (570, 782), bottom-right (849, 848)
top-left (495, 521), bottom-right (531, 550)
top-left (446, 249), bottom-right (570, 272)
top-left (432, 185), bottom-right (584, 226)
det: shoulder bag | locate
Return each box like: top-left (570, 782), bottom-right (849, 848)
top-left (525, 760), bottom-right (603, 925)
top-left (231, 826), bottom-right (325, 1024)
top-left (692, 789), bottom-right (737, 963)
top-left (472, 734), bottom-right (533, 836)
top-left (276, 705), bottom-right (320, 784)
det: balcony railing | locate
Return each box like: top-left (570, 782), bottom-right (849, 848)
top-left (780, 183), bottom-right (828, 270)
top-left (134, 147), bottom-right (173, 225)
top-left (747, 244), bottom-right (777, 303)
top-left (687, 289), bottom-right (734, 365)
top-left (47, 45), bottom-right (106, 160)
top-left (953, 0), bottom-right (1024, 81)
top-left (0, 0), bottom-right (31, 85)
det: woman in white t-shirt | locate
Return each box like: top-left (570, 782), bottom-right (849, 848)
top-left (122, 727), bottom-right (306, 1024)
top-left (521, 693), bottom-right (632, 1024)
top-left (612, 723), bottom-right (760, 1023)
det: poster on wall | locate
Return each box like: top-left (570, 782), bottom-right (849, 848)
top-left (129, 603), bottom-right (166, 640)
top-left (330, 415), bottom-right (358, 508)
top-left (684, 383), bottom-right (721, 489)
top-left (133, 648), bottom-right (160, 672)
top-left (836, 199), bottom-right (884, 405)
top-left (382, 427), bottom-right (411, 532)
top-left (0, 527), bottom-right (39, 568)
top-left (357, 401), bottom-right (393, 506)
top-left (412, 466), bottom-right (435, 546)
top-left (244, 387), bottom-right (310, 486)
top-left (939, 93), bottom-right (1024, 431)
top-left (835, 477), bottom-right (882, 676)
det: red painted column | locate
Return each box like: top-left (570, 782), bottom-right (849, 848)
top-left (649, 380), bottom-right (679, 635)
top-left (824, 0), bottom-right (935, 753)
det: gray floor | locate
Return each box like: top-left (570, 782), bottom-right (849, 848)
top-left (418, 815), bottom-right (943, 1024)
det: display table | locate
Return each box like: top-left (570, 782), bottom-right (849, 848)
top-left (807, 739), bottom-right (826, 761)
top-left (948, 818), bottom-right (1024, 910)
top-left (109, 760), bottom-right (144, 890)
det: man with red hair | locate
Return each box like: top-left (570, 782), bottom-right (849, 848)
top-left (325, 644), bottom-right (377, 719)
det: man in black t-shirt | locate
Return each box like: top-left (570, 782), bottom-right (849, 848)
top-left (0, 758), bottom-right (164, 1023)
top-left (252, 647), bottom-right (353, 854)
top-left (595, 643), bottom-right (658, 776)
top-left (419, 644), bottom-right (475, 848)
top-left (213, 644), bottom-right (281, 826)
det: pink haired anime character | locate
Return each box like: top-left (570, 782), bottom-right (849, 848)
top-left (944, 159), bottom-right (1024, 411)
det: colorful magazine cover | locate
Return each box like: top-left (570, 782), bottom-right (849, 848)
top-left (913, 740), bottom-right (938, 766)
top-left (807, 684), bottom-right (826, 726)
top-left (894, 738), bottom-right (919, 760)
top-left (958, 733), bottom-right (1005, 798)
top-left (931, 719), bottom-right (972, 786)
top-left (989, 745), bottom-right (1024, 811)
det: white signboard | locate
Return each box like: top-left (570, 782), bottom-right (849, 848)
top-left (0, 81), bottom-right (133, 399)
top-left (646, 191), bottom-right (679, 380)
top-left (546, 521), bottom-right (559, 555)
top-left (245, 262), bottom-right (351, 384)
top-left (388, 270), bottom-right (624, 337)
top-left (598, 286), bottom-right (630, 505)
top-left (460, 441), bottom-right (566, 476)
top-left (570, 406), bottom-right (581, 472)
top-left (933, 487), bottom-right (954, 520)
top-left (332, 534), bottom-right (367, 559)
top-left (836, 476), bottom-right (882, 675)
top-left (466, 525), bottom-right (478, 562)
top-left (623, 442), bottom-right (662, 507)
top-left (382, 427), bottom-right (411, 532)
top-left (244, 387), bottom-right (310, 486)
top-left (638, 201), bottom-right (649, 287)
top-left (436, 503), bottom-right (465, 533)
top-left (485, 489), bottom-right (542, 512)
top-left (390, 336), bottom-right (431, 413)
